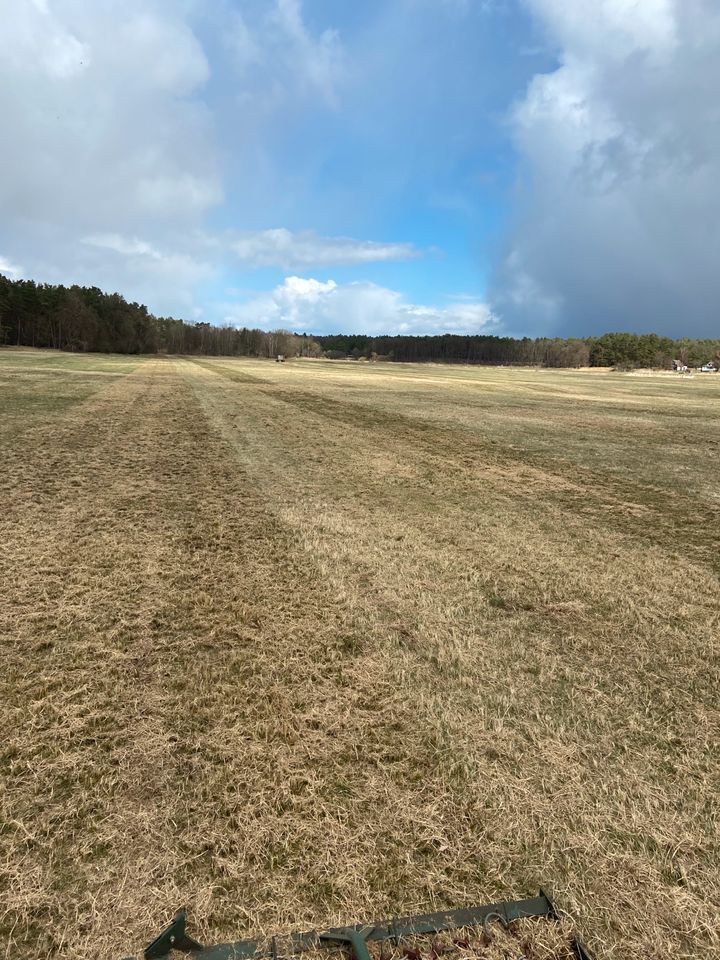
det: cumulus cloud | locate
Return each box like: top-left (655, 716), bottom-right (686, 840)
top-left (223, 276), bottom-right (495, 335)
top-left (0, 0), bottom-right (223, 316)
top-left (0, 0), bottom-right (346, 319)
top-left (231, 229), bottom-right (419, 268)
top-left (491, 0), bottom-right (720, 337)
top-left (0, 1), bottom-right (219, 230)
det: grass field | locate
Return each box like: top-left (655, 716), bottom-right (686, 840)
top-left (1, 348), bottom-right (718, 959)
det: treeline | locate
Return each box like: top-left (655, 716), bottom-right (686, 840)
top-left (315, 332), bottom-right (720, 368)
top-left (317, 334), bottom-right (591, 366)
top-left (1, 274), bottom-right (718, 368)
top-left (0, 275), bottom-right (320, 358)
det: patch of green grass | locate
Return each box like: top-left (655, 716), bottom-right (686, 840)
top-left (0, 348), bottom-right (144, 442)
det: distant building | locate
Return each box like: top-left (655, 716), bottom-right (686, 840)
top-left (672, 359), bottom-right (689, 372)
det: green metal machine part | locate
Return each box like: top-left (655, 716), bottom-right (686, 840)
top-left (131, 889), bottom-right (594, 960)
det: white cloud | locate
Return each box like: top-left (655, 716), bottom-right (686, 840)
top-left (83, 234), bottom-right (164, 260)
top-left (81, 225), bottom-right (418, 287)
top-left (223, 276), bottom-right (495, 335)
top-left (223, 0), bottom-right (343, 107)
top-left (80, 232), bottom-right (214, 292)
top-left (224, 10), bottom-right (262, 69)
top-left (0, 0), bottom-right (346, 319)
top-left (1, 0), bottom-right (90, 79)
top-left (231, 229), bottom-right (419, 268)
top-left (492, 0), bottom-right (720, 336)
top-left (0, 1), bottom-right (219, 229)
top-left (526, 0), bottom-right (677, 61)
top-left (267, 0), bottom-right (343, 104)
top-left (0, 256), bottom-right (23, 280)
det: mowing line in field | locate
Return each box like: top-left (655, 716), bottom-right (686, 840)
top-left (1, 352), bottom-right (718, 960)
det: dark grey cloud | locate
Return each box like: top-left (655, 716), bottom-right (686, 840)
top-left (491, 0), bottom-right (720, 338)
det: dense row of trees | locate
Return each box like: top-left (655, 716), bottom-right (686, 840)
top-left (1, 273), bottom-right (718, 368)
top-left (315, 333), bottom-right (593, 366)
top-left (314, 331), bottom-right (720, 369)
top-left (0, 275), bottom-right (321, 358)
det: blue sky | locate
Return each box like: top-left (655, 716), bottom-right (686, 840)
top-left (1, 1), bottom-right (719, 338)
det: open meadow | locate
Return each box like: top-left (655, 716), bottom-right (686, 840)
top-left (1, 349), bottom-right (718, 959)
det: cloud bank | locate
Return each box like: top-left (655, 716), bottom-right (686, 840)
top-left (0, 0), bottom-right (223, 314)
top-left (224, 277), bottom-right (495, 336)
top-left (491, 0), bottom-right (720, 337)
top-left (5, 1), bottom-right (715, 339)
top-left (0, 0), bottom-right (355, 318)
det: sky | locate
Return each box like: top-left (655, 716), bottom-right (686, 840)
top-left (0, 0), bottom-right (719, 339)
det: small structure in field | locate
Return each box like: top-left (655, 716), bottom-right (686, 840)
top-left (672, 359), bottom-right (689, 372)
top-left (276, 354), bottom-right (285, 363)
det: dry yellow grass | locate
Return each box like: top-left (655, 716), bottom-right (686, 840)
top-left (1, 351), bottom-right (718, 960)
